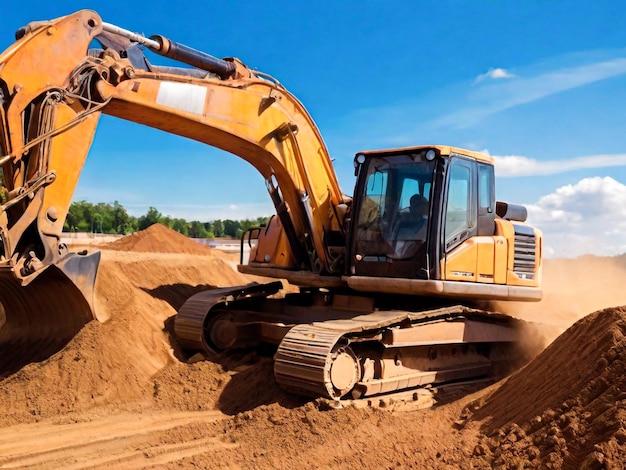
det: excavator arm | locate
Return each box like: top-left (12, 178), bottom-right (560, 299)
top-left (0, 10), bottom-right (347, 288)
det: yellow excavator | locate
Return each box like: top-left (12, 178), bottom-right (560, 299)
top-left (0, 11), bottom-right (542, 399)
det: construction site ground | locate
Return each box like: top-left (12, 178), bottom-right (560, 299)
top-left (1, 224), bottom-right (625, 469)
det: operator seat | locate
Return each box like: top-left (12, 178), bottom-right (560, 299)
top-left (387, 194), bottom-right (429, 259)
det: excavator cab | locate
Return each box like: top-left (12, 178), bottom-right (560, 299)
top-left (348, 145), bottom-right (541, 301)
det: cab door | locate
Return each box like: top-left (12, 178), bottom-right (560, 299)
top-left (443, 157), bottom-right (477, 252)
top-left (442, 156), bottom-right (500, 283)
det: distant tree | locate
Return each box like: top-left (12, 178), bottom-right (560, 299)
top-left (65, 200), bottom-right (94, 232)
top-left (222, 219), bottom-right (240, 238)
top-left (202, 222), bottom-right (215, 238)
top-left (111, 201), bottom-right (132, 234)
top-left (65, 202), bottom-right (82, 232)
top-left (127, 216), bottom-right (139, 233)
top-left (211, 219), bottom-right (224, 237)
top-left (94, 202), bottom-right (115, 233)
top-left (91, 212), bottom-right (104, 233)
top-left (138, 206), bottom-right (162, 230)
top-left (62, 200), bottom-right (267, 237)
top-left (189, 221), bottom-right (209, 238)
top-left (240, 219), bottom-right (254, 232)
top-left (172, 218), bottom-right (189, 236)
top-left (159, 215), bottom-right (173, 229)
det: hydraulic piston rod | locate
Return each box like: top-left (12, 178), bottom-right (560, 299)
top-left (149, 34), bottom-right (236, 79)
top-left (101, 22), bottom-right (236, 79)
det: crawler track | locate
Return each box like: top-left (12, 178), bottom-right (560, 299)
top-left (274, 307), bottom-right (520, 400)
top-left (174, 283), bottom-right (526, 401)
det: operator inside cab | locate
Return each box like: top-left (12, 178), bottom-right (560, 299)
top-left (387, 193), bottom-right (429, 259)
top-left (406, 194), bottom-right (429, 238)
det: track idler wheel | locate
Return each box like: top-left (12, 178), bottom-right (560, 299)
top-left (326, 345), bottom-right (361, 398)
top-left (205, 313), bottom-right (238, 352)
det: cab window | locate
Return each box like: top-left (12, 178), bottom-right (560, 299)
top-left (444, 158), bottom-right (476, 250)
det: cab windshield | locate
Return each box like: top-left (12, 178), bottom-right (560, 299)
top-left (354, 153), bottom-right (436, 261)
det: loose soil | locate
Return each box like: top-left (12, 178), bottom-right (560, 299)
top-left (1, 224), bottom-right (626, 469)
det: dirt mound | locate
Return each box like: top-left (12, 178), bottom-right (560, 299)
top-left (108, 223), bottom-right (214, 255)
top-left (0, 248), bottom-right (253, 426)
top-left (467, 306), bottom-right (626, 469)
top-left (3, 239), bottom-right (626, 467)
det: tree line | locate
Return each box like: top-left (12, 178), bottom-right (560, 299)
top-left (64, 200), bottom-right (270, 239)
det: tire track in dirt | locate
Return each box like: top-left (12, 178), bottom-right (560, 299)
top-left (0, 410), bottom-right (232, 469)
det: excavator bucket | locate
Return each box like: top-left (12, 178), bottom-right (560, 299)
top-left (0, 251), bottom-right (100, 376)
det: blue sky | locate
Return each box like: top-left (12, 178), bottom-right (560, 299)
top-left (2, 1), bottom-right (626, 257)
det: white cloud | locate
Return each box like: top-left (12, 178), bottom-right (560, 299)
top-left (526, 177), bottom-right (626, 257)
top-left (493, 153), bottom-right (626, 177)
top-left (434, 54), bottom-right (626, 129)
top-left (475, 67), bottom-right (515, 83)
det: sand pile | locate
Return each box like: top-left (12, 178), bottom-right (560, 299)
top-left (108, 223), bottom-right (214, 255)
top-left (467, 306), bottom-right (626, 469)
top-left (0, 226), bottom-right (253, 426)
